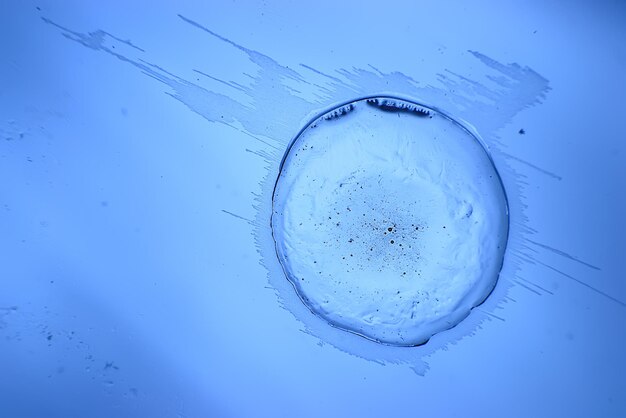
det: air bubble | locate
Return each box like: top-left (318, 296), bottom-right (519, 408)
top-left (271, 96), bottom-right (509, 346)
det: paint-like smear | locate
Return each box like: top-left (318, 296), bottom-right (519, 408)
top-left (41, 14), bottom-right (622, 374)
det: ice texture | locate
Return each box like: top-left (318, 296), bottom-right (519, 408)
top-left (272, 97), bottom-right (509, 346)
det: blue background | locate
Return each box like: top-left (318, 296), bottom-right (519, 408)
top-left (1, 1), bottom-right (625, 417)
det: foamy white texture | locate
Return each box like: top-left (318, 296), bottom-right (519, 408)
top-left (272, 99), bottom-right (508, 346)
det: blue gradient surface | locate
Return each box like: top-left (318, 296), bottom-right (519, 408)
top-left (1, 1), bottom-right (625, 417)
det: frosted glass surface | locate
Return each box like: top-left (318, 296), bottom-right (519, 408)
top-left (272, 97), bottom-right (508, 345)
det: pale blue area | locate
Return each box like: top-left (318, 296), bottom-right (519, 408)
top-left (1, 1), bottom-right (625, 417)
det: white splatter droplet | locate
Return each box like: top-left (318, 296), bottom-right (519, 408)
top-left (272, 97), bottom-right (509, 346)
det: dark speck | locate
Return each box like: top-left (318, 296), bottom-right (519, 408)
top-left (104, 361), bottom-right (119, 371)
top-left (518, 128), bottom-right (525, 135)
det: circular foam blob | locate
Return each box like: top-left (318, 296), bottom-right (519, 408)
top-left (271, 97), bottom-right (509, 346)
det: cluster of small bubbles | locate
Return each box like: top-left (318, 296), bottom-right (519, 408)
top-left (323, 103), bottom-right (355, 121)
top-left (366, 98), bottom-right (432, 117)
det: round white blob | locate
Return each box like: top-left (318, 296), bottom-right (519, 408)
top-left (271, 97), bottom-right (508, 346)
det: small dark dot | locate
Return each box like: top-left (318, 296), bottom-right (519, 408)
top-left (387, 227), bottom-right (393, 232)
top-left (518, 128), bottom-right (525, 135)
top-left (390, 240), bottom-right (395, 244)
